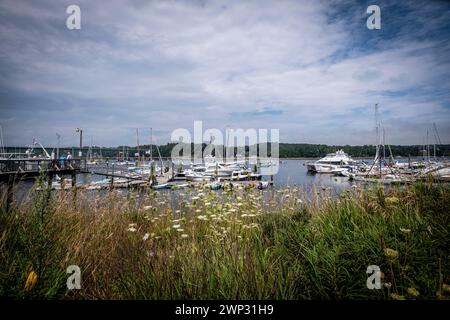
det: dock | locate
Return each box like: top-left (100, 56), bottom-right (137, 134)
top-left (0, 158), bottom-right (83, 183)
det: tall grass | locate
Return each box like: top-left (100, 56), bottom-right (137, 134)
top-left (0, 178), bottom-right (449, 299)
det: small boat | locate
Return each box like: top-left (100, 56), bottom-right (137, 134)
top-left (175, 183), bottom-right (190, 189)
top-left (349, 173), bottom-right (411, 184)
top-left (207, 181), bottom-right (222, 190)
top-left (92, 178), bottom-right (112, 185)
top-left (51, 179), bottom-right (72, 190)
top-left (152, 183), bottom-right (172, 190)
top-left (257, 181), bottom-right (270, 189)
top-left (331, 167), bottom-right (352, 177)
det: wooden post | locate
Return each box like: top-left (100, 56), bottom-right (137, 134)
top-left (71, 172), bottom-right (76, 187)
top-left (171, 161), bottom-right (175, 180)
top-left (151, 161), bottom-right (156, 186)
top-left (110, 164), bottom-right (115, 188)
top-left (72, 171), bottom-right (77, 207)
top-left (47, 173), bottom-right (52, 189)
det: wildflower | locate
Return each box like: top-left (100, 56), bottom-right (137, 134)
top-left (181, 234), bottom-right (189, 239)
top-left (390, 293), bottom-right (406, 300)
top-left (176, 228), bottom-right (184, 232)
top-left (143, 205), bottom-right (152, 210)
top-left (385, 197), bottom-right (399, 204)
top-left (384, 282), bottom-right (392, 289)
top-left (400, 228), bottom-right (411, 234)
top-left (142, 233), bottom-right (150, 241)
top-left (384, 248), bottom-right (399, 261)
top-left (407, 287), bottom-right (420, 297)
top-left (24, 271), bottom-right (38, 292)
top-left (127, 227), bottom-right (137, 232)
top-left (172, 224), bottom-right (181, 229)
top-left (197, 215), bottom-right (208, 221)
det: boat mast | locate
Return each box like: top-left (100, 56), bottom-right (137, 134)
top-left (150, 127), bottom-right (153, 162)
top-left (153, 136), bottom-right (164, 175)
top-left (365, 103), bottom-right (382, 177)
top-left (374, 104), bottom-right (380, 162)
top-left (136, 128), bottom-right (140, 165)
top-left (0, 125), bottom-right (5, 156)
top-left (375, 104), bottom-right (382, 178)
top-left (433, 123), bottom-right (442, 158)
top-left (89, 136), bottom-right (93, 161)
top-left (56, 133), bottom-right (61, 159)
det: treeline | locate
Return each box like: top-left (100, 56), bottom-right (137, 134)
top-left (278, 143), bottom-right (450, 158)
top-left (5, 143), bottom-right (449, 159)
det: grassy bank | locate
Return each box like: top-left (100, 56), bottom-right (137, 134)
top-left (0, 179), bottom-right (449, 299)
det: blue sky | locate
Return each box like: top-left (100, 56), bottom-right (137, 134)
top-left (0, 0), bottom-right (449, 147)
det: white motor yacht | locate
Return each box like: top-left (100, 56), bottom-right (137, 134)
top-left (306, 150), bottom-right (356, 173)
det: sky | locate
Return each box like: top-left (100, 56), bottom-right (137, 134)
top-left (0, 0), bottom-right (450, 147)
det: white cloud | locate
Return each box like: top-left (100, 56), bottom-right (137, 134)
top-left (0, 0), bottom-right (449, 146)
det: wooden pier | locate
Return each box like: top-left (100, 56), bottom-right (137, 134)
top-left (0, 158), bottom-right (83, 182)
top-left (0, 158), bottom-right (84, 211)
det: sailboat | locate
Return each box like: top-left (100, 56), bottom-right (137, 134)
top-left (349, 104), bottom-right (410, 184)
top-left (86, 137), bottom-right (98, 165)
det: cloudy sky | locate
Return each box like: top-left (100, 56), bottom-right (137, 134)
top-left (0, 0), bottom-right (449, 147)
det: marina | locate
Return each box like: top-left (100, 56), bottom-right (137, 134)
top-left (1, 0), bottom-right (450, 303)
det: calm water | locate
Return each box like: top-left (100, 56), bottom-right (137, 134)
top-left (5, 159), bottom-right (351, 201)
top-left (4, 158), bottom-right (438, 203)
top-left (263, 159), bottom-right (353, 191)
